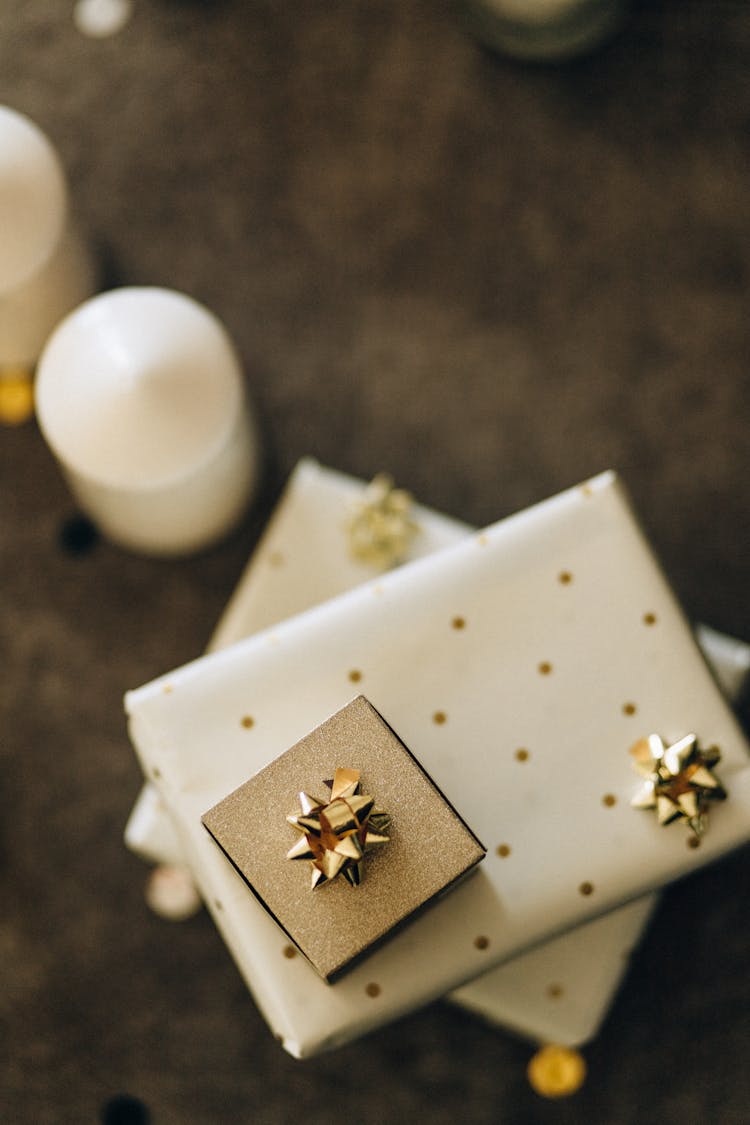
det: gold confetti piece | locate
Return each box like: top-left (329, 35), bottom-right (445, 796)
top-left (346, 473), bottom-right (419, 568)
top-left (527, 1044), bottom-right (587, 1098)
top-left (0, 368), bottom-right (34, 426)
top-left (630, 733), bottom-right (726, 839)
top-left (287, 768), bottom-right (390, 889)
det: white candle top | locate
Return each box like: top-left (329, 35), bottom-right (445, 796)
top-left (0, 105), bottom-right (68, 297)
top-left (35, 287), bottom-right (248, 490)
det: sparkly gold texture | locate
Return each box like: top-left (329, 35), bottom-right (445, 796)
top-left (527, 1045), bottom-right (587, 1098)
top-left (201, 696), bottom-right (486, 981)
top-left (630, 733), bottom-right (727, 838)
top-left (286, 768), bottom-right (391, 889)
top-left (0, 367), bottom-right (34, 426)
top-left (346, 473), bottom-right (419, 568)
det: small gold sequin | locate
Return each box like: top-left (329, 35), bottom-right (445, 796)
top-left (365, 982), bottom-right (381, 998)
top-left (433, 711), bottom-right (447, 725)
top-left (0, 369), bottom-right (34, 426)
top-left (496, 844), bottom-right (511, 857)
top-left (474, 935), bottom-right (490, 950)
top-left (348, 669), bottom-right (363, 683)
top-left (515, 748), bottom-right (530, 762)
top-left (643, 612), bottom-right (657, 626)
top-left (546, 983), bottom-right (564, 999)
top-left (451, 616), bottom-right (466, 630)
top-left (282, 945), bottom-right (297, 959)
top-left (558, 571), bottom-right (573, 585)
top-left (602, 794), bottom-right (617, 808)
top-left (579, 881), bottom-right (594, 896)
top-left (622, 702), bottom-right (637, 716)
top-left (527, 1045), bottom-right (587, 1098)
top-left (241, 715), bottom-right (255, 729)
top-left (538, 662), bottom-right (553, 676)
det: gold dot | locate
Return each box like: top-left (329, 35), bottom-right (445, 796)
top-left (451, 616), bottom-right (466, 630)
top-left (0, 371), bottom-right (34, 426)
top-left (282, 945), bottom-right (297, 959)
top-left (602, 794), bottom-right (617, 808)
top-left (496, 844), bottom-right (511, 858)
top-left (348, 669), bottom-right (362, 683)
top-left (433, 711), bottom-right (447, 725)
top-left (547, 983), bottom-right (564, 999)
top-left (558, 571), bottom-right (573, 585)
top-left (241, 715), bottom-right (255, 729)
top-left (643, 612), bottom-right (657, 626)
top-left (579, 881), bottom-right (594, 896)
top-left (538, 661), bottom-right (553, 676)
top-left (622, 702), bottom-right (637, 716)
top-left (515, 748), bottom-right (530, 762)
top-left (688, 836), bottom-right (701, 850)
top-left (365, 982), bottom-right (381, 998)
top-left (527, 1045), bottom-right (587, 1098)
top-left (474, 935), bottom-right (490, 950)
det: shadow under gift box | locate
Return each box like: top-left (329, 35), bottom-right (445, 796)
top-left (125, 465), bottom-right (750, 1056)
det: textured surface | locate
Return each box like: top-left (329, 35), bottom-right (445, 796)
top-left (1, 1), bottom-right (749, 1122)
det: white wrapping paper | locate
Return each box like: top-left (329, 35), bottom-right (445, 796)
top-left (125, 462), bottom-right (750, 1054)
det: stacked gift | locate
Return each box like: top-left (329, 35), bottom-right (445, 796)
top-left (125, 460), bottom-right (750, 1058)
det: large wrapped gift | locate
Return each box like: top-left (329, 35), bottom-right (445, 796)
top-left (125, 462), bottom-right (750, 1055)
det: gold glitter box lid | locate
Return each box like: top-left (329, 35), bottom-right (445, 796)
top-left (201, 695), bottom-right (486, 981)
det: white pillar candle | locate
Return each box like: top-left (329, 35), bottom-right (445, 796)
top-left (0, 105), bottom-right (96, 368)
top-left (35, 287), bottom-right (260, 556)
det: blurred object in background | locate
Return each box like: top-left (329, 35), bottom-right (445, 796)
top-left (462, 0), bottom-right (629, 61)
top-left (0, 106), bottom-right (96, 373)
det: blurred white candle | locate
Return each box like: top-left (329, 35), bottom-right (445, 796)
top-left (35, 287), bottom-right (260, 555)
top-left (0, 105), bottom-right (95, 367)
top-left (463, 0), bottom-right (627, 60)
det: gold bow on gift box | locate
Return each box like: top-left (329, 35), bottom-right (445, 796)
top-left (630, 733), bottom-right (727, 839)
top-left (286, 768), bottom-right (391, 888)
top-left (346, 473), bottom-right (419, 568)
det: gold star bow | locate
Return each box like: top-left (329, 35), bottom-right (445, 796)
top-left (630, 733), bottom-right (726, 838)
top-left (346, 473), bottom-right (419, 568)
top-left (286, 768), bottom-right (391, 888)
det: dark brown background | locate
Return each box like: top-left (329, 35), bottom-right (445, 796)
top-left (1, 2), bottom-right (749, 1122)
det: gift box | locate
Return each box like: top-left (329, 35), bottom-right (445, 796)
top-left (202, 695), bottom-right (485, 981)
top-left (125, 463), bottom-right (750, 1055)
